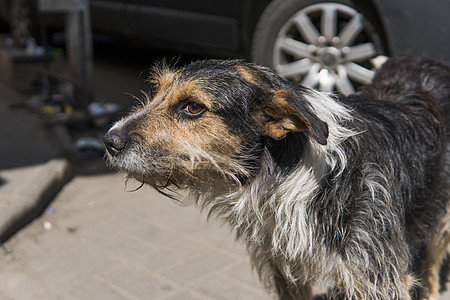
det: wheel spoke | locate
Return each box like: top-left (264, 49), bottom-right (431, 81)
top-left (345, 62), bottom-right (374, 84)
top-left (294, 12), bottom-right (321, 45)
top-left (318, 69), bottom-right (336, 92)
top-left (321, 5), bottom-right (337, 43)
top-left (339, 14), bottom-right (363, 46)
top-left (346, 43), bottom-right (376, 62)
top-left (276, 58), bottom-right (313, 77)
top-left (301, 63), bottom-right (321, 87)
top-left (371, 55), bottom-right (389, 69)
top-left (336, 65), bottom-right (355, 95)
top-left (277, 37), bottom-right (312, 59)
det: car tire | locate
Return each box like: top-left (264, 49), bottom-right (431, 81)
top-left (251, 0), bottom-right (387, 94)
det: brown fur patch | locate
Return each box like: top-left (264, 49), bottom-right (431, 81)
top-left (421, 198), bottom-right (450, 300)
top-left (150, 76), bottom-right (214, 112)
top-left (157, 72), bottom-right (177, 92)
top-left (255, 90), bottom-right (310, 140)
top-left (235, 65), bottom-right (261, 84)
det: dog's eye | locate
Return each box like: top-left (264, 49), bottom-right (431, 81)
top-left (184, 102), bottom-right (205, 116)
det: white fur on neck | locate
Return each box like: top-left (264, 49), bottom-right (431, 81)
top-left (223, 91), bottom-right (357, 257)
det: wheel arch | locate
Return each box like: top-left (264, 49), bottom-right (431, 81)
top-left (349, 0), bottom-right (392, 55)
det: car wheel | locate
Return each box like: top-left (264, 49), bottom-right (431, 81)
top-left (251, 0), bottom-right (387, 94)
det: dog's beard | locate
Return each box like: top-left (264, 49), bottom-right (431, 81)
top-left (109, 151), bottom-right (252, 203)
top-left (123, 167), bottom-right (241, 207)
top-left (106, 138), bottom-right (264, 199)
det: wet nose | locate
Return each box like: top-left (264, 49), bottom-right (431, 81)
top-left (104, 129), bottom-right (128, 156)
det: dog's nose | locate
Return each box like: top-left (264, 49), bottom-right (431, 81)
top-left (104, 129), bottom-right (128, 156)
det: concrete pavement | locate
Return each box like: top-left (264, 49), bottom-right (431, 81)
top-left (0, 159), bottom-right (71, 243)
top-left (0, 173), bottom-right (273, 300)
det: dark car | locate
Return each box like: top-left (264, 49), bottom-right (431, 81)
top-left (2, 0), bottom-right (449, 94)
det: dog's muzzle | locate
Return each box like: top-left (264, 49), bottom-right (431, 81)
top-left (104, 129), bottom-right (128, 156)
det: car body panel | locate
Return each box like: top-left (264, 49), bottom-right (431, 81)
top-left (373, 0), bottom-right (450, 61)
top-left (90, 0), bottom-right (244, 54)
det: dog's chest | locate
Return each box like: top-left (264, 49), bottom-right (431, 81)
top-left (241, 186), bottom-right (341, 287)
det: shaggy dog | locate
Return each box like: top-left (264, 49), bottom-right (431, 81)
top-left (104, 56), bottom-right (450, 299)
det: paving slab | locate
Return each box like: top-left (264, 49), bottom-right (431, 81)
top-left (0, 173), bottom-right (274, 300)
top-left (0, 159), bottom-right (72, 242)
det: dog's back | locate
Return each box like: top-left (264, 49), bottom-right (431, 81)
top-left (362, 55), bottom-right (450, 126)
top-left (362, 56), bottom-right (449, 190)
top-left (355, 56), bottom-right (450, 298)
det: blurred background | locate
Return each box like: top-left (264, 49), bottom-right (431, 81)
top-left (0, 1), bottom-right (449, 299)
top-left (1, 0), bottom-right (449, 168)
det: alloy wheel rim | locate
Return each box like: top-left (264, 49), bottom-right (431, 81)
top-left (273, 3), bottom-right (384, 94)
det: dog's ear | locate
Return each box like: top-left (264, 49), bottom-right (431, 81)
top-left (255, 90), bottom-right (329, 145)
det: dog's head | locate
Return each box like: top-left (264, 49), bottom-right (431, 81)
top-left (104, 60), bottom-right (328, 193)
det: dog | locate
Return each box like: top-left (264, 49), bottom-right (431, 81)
top-left (104, 56), bottom-right (450, 300)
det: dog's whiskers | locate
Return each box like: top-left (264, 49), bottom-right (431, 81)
top-left (124, 176), bottom-right (145, 192)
